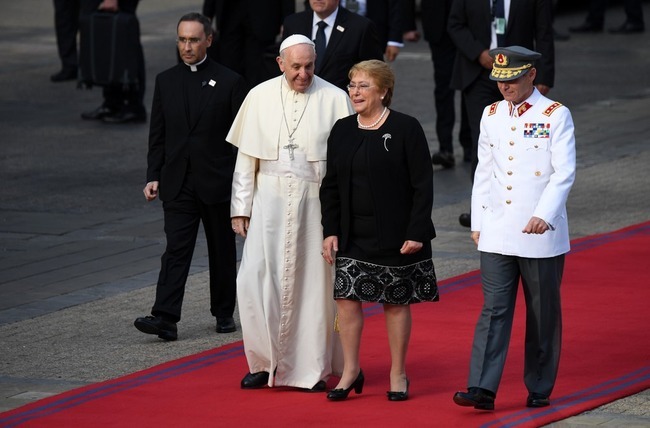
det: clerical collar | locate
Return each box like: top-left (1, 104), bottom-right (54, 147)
top-left (183, 55), bottom-right (208, 72)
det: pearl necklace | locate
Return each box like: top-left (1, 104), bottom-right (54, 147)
top-left (357, 106), bottom-right (388, 129)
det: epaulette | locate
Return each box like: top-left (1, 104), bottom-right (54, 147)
top-left (542, 102), bottom-right (563, 117)
top-left (488, 101), bottom-right (500, 116)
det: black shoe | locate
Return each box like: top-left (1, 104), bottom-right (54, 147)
top-left (134, 315), bottom-right (178, 341)
top-left (387, 378), bottom-right (409, 401)
top-left (568, 22), bottom-right (603, 33)
top-left (609, 22), bottom-right (645, 34)
top-left (299, 380), bottom-right (327, 392)
top-left (81, 105), bottom-right (117, 121)
top-left (241, 371), bottom-right (270, 389)
top-left (50, 68), bottom-right (77, 82)
top-left (527, 392), bottom-right (550, 408)
top-left (453, 387), bottom-right (496, 410)
top-left (216, 317), bottom-right (236, 333)
top-left (102, 107), bottom-right (147, 124)
top-left (327, 370), bottom-right (364, 401)
top-left (431, 151), bottom-right (455, 168)
top-left (459, 212), bottom-right (471, 228)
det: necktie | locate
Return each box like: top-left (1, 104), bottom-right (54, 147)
top-left (314, 21), bottom-right (327, 70)
top-left (493, 0), bottom-right (506, 46)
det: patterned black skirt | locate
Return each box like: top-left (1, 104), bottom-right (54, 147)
top-left (334, 257), bottom-right (439, 305)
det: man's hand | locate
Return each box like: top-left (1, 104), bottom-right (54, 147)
top-left (232, 216), bottom-right (250, 238)
top-left (98, 0), bottom-right (118, 11)
top-left (143, 181), bottom-right (159, 201)
top-left (523, 216), bottom-right (549, 234)
top-left (479, 50), bottom-right (494, 69)
top-left (471, 231), bottom-right (480, 246)
top-left (322, 235), bottom-right (338, 265)
top-left (535, 84), bottom-right (551, 96)
top-left (385, 46), bottom-right (400, 62)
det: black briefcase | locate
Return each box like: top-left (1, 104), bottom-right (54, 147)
top-left (78, 11), bottom-right (142, 88)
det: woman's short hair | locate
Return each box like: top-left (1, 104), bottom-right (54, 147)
top-left (348, 60), bottom-right (395, 107)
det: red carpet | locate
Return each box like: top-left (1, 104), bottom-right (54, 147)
top-left (2, 222), bottom-right (649, 427)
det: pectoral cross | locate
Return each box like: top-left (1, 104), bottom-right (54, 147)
top-left (283, 138), bottom-right (299, 160)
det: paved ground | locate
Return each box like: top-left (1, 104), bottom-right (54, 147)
top-left (0, 1), bottom-right (649, 426)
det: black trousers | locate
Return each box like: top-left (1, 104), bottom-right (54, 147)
top-left (53, 0), bottom-right (80, 71)
top-left (152, 173), bottom-right (237, 323)
top-left (429, 36), bottom-right (471, 156)
top-left (462, 69), bottom-right (502, 180)
top-left (586, 0), bottom-right (645, 27)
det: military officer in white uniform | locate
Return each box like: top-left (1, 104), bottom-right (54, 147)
top-left (453, 46), bottom-right (576, 411)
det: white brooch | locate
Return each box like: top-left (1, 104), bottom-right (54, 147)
top-left (209, 79), bottom-right (216, 87)
top-left (382, 133), bottom-right (392, 151)
top-left (337, 25), bottom-right (345, 32)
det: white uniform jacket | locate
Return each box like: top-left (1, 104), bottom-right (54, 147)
top-left (471, 88), bottom-right (576, 258)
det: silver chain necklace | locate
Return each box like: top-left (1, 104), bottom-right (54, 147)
top-left (357, 106), bottom-right (388, 129)
top-left (280, 78), bottom-right (311, 160)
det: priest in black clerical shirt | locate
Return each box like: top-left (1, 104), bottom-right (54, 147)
top-left (134, 12), bottom-right (248, 341)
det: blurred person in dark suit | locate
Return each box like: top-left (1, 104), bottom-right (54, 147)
top-left (568, 0), bottom-right (644, 34)
top-left (202, 0), bottom-right (295, 86)
top-left (51, 0), bottom-right (80, 82)
top-left (283, 0), bottom-right (384, 90)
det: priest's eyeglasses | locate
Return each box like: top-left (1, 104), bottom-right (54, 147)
top-left (347, 83), bottom-right (375, 92)
top-left (176, 37), bottom-right (203, 46)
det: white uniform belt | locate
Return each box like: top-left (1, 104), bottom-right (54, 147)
top-left (258, 150), bottom-right (320, 183)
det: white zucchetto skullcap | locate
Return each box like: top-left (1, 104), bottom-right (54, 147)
top-left (279, 34), bottom-right (315, 54)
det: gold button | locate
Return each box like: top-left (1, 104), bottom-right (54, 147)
top-left (509, 141), bottom-right (515, 146)
top-left (506, 200), bottom-right (512, 204)
top-left (508, 156), bottom-right (514, 161)
top-left (511, 126), bottom-right (516, 131)
top-left (535, 171), bottom-right (541, 176)
top-left (507, 185), bottom-right (512, 190)
top-left (507, 171), bottom-right (513, 175)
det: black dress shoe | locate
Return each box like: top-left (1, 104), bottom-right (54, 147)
top-left (134, 315), bottom-right (178, 341)
top-left (387, 378), bottom-right (409, 401)
top-left (527, 392), bottom-right (550, 407)
top-left (50, 68), bottom-right (77, 82)
top-left (216, 317), bottom-right (236, 333)
top-left (81, 105), bottom-right (117, 121)
top-left (431, 151), bottom-right (455, 168)
top-left (241, 371), bottom-right (270, 389)
top-left (327, 370), bottom-right (364, 401)
top-left (459, 212), bottom-right (471, 228)
top-left (102, 108), bottom-right (147, 124)
top-left (453, 387), bottom-right (496, 410)
top-left (609, 22), bottom-right (645, 34)
top-left (568, 22), bottom-right (603, 33)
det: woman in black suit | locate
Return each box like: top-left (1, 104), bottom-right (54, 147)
top-left (320, 60), bottom-right (438, 402)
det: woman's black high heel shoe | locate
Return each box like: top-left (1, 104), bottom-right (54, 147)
top-left (327, 370), bottom-right (365, 401)
top-left (387, 378), bottom-right (409, 401)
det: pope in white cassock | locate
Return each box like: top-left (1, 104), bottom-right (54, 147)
top-left (227, 34), bottom-right (354, 391)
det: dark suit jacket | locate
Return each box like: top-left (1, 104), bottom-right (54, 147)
top-left (320, 111), bottom-right (435, 250)
top-left (304, 0), bottom-right (403, 47)
top-left (420, 0), bottom-right (453, 44)
top-left (447, 0), bottom-right (554, 90)
top-left (146, 59), bottom-right (247, 204)
top-left (203, 0), bottom-right (295, 44)
top-left (282, 6), bottom-right (384, 90)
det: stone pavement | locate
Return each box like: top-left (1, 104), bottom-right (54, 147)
top-left (0, 1), bottom-right (649, 425)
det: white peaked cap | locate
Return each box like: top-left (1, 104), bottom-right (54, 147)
top-left (279, 34), bottom-right (315, 54)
